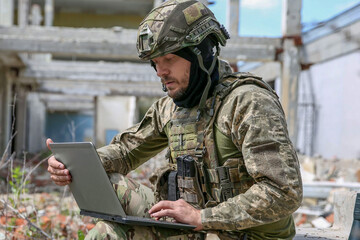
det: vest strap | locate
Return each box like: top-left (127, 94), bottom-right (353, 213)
top-left (211, 188), bottom-right (221, 202)
top-left (217, 166), bottom-right (234, 201)
top-left (207, 169), bottom-right (219, 183)
top-left (180, 191), bottom-right (198, 203)
top-left (229, 168), bottom-right (240, 182)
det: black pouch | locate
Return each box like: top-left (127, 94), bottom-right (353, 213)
top-left (176, 155), bottom-right (204, 208)
top-left (149, 164), bottom-right (176, 202)
top-left (168, 171), bottom-right (179, 201)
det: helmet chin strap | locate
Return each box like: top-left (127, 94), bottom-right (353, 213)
top-left (190, 45), bottom-right (220, 119)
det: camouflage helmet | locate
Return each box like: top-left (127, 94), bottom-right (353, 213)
top-left (137, 0), bottom-right (230, 60)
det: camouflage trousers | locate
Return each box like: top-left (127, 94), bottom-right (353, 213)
top-left (85, 173), bottom-right (204, 240)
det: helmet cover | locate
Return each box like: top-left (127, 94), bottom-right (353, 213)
top-left (137, 0), bottom-right (230, 60)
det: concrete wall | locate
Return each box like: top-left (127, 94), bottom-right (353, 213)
top-left (297, 50), bottom-right (360, 159)
top-left (53, 12), bottom-right (142, 28)
top-left (95, 96), bottom-right (136, 147)
top-left (27, 93), bottom-right (46, 153)
top-left (25, 94), bottom-right (138, 152)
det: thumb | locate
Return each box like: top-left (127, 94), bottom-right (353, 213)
top-left (46, 138), bottom-right (54, 150)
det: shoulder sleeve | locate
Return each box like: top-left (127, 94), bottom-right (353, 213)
top-left (97, 96), bottom-right (174, 174)
top-left (201, 84), bottom-right (303, 230)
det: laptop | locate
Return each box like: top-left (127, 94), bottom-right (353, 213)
top-left (49, 142), bottom-right (195, 230)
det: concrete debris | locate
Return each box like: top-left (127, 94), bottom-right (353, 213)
top-left (311, 217), bottom-right (332, 228)
top-left (298, 154), bottom-right (360, 182)
top-left (294, 154), bottom-right (360, 239)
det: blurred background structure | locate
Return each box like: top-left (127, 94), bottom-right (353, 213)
top-left (0, 0), bottom-right (360, 238)
top-left (0, 0), bottom-right (359, 159)
top-left (0, 0), bottom-right (357, 157)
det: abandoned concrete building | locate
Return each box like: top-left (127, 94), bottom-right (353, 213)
top-left (0, 0), bottom-right (360, 239)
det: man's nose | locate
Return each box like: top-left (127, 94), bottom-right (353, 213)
top-left (156, 65), bottom-right (169, 78)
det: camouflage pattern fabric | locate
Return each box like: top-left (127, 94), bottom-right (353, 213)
top-left (137, 0), bottom-right (228, 60)
top-left (201, 80), bottom-right (303, 231)
top-left (109, 173), bottom-right (154, 218)
top-left (96, 60), bottom-right (303, 239)
top-left (86, 173), bottom-right (204, 240)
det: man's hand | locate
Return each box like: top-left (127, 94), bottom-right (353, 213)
top-left (46, 138), bottom-right (72, 186)
top-left (148, 199), bottom-right (203, 231)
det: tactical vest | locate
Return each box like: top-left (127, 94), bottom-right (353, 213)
top-left (159, 73), bottom-right (278, 209)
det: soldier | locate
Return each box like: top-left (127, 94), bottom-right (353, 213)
top-left (47, 0), bottom-right (303, 239)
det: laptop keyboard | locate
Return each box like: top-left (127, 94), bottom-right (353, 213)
top-left (126, 215), bottom-right (172, 223)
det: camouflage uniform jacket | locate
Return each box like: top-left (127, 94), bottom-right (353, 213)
top-left (97, 60), bottom-right (303, 238)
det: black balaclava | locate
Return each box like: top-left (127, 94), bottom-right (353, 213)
top-left (154, 38), bottom-right (219, 108)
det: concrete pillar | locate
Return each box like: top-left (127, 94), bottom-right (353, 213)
top-left (0, 0), bottom-right (14, 26)
top-left (0, 68), bottom-right (13, 157)
top-left (44, 0), bottom-right (54, 27)
top-left (13, 0), bottom-right (32, 154)
top-left (282, 0), bottom-right (302, 36)
top-left (129, 96), bottom-right (137, 126)
top-left (17, 0), bottom-right (30, 63)
top-left (18, 0), bottom-right (30, 27)
top-left (44, 0), bottom-right (54, 61)
top-left (29, 3), bottom-right (52, 62)
top-left (281, 0), bottom-right (302, 145)
top-left (27, 93), bottom-right (46, 153)
top-left (229, 0), bottom-right (239, 37)
top-left (281, 39), bottom-right (301, 145)
top-left (0, 0), bottom-right (14, 158)
top-left (14, 85), bottom-right (28, 156)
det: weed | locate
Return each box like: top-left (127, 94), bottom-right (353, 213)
top-left (9, 166), bottom-right (29, 204)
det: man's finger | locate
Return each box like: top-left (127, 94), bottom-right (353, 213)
top-left (51, 174), bottom-right (71, 183)
top-left (46, 138), bottom-right (53, 150)
top-left (48, 156), bottom-right (65, 169)
top-left (53, 180), bottom-right (71, 186)
top-left (48, 166), bottom-right (69, 176)
top-left (149, 200), bottom-right (174, 214)
top-left (150, 209), bottom-right (175, 218)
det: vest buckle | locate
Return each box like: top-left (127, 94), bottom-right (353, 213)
top-left (216, 166), bottom-right (234, 201)
top-left (195, 147), bottom-right (206, 158)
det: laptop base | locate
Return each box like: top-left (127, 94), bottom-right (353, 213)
top-left (81, 209), bottom-right (196, 230)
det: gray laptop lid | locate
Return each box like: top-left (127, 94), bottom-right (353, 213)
top-left (50, 142), bottom-right (126, 216)
top-left (50, 142), bottom-right (196, 230)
